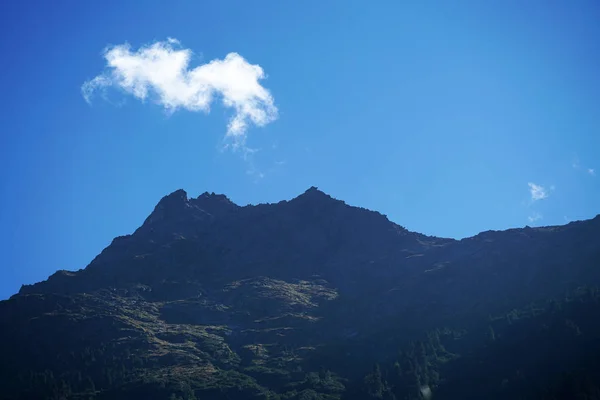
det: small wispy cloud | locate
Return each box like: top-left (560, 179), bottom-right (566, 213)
top-left (528, 212), bottom-right (543, 223)
top-left (82, 38), bottom-right (278, 149)
top-left (572, 156), bottom-right (595, 177)
top-left (244, 156), bottom-right (286, 183)
top-left (528, 182), bottom-right (549, 201)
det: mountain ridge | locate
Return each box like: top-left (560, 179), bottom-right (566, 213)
top-left (138, 186), bottom-right (600, 244)
top-left (3, 187), bottom-right (600, 399)
top-left (16, 186), bottom-right (599, 299)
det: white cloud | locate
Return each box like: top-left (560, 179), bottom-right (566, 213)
top-left (528, 212), bottom-right (543, 223)
top-left (572, 156), bottom-right (595, 177)
top-left (82, 38), bottom-right (278, 149)
top-left (528, 182), bottom-right (549, 201)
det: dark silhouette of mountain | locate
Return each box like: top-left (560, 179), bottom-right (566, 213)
top-left (1, 187), bottom-right (600, 399)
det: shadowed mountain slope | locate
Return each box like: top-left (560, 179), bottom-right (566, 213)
top-left (2, 187), bottom-right (600, 399)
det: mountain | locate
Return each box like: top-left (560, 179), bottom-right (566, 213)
top-left (2, 187), bottom-right (600, 400)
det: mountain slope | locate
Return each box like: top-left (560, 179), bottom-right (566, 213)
top-left (2, 187), bottom-right (600, 400)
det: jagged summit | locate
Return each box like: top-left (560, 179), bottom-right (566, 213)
top-left (141, 189), bottom-right (191, 227)
top-left (300, 186), bottom-right (327, 196)
top-left (149, 187), bottom-right (345, 218)
top-left (292, 186), bottom-right (338, 202)
top-left (156, 187), bottom-right (336, 209)
top-left (192, 191), bottom-right (238, 214)
top-left (285, 186), bottom-right (344, 210)
top-left (156, 188), bottom-right (189, 205)
top-left (196, 191), bottom-right (232, 202)
top-left (156, 189), bottom-right (233, 205)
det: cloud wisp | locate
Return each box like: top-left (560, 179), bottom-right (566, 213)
top-left (572, 156), bottom-right (596, 177)
top-left (82, 38), bottom-right (278, 149)
top-left (525, 182), bottom-right (552, 225)
top-left (528, 182), bottom-right (549, 202)
top-left (528, 212), bottom-right (543, 223)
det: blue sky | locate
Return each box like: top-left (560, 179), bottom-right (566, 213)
top-left (1, 0), bottom-right (599, 299)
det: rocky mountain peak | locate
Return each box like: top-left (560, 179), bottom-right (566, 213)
top-left (292, 186), bottom-right (338, 203)
top-left (192, 191), bottom-right (238, 215)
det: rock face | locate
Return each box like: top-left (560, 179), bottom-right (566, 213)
top-left (2, 188), bottom-right (600, 400)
